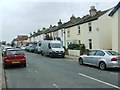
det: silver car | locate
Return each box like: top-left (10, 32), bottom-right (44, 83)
top-left (78, 50), bottom-right (120, 70)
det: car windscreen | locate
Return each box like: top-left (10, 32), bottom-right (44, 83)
top-left (105, 51), bottom-right (120, 56)
top-left (51, 43), bottom-right (63, 48)
top-left (7, 50), bottom-right (25, 55)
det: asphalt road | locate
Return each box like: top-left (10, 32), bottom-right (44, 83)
top-left (4, 52), bottom-right (120, 89)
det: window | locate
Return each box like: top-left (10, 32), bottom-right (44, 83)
top-left (78, 26), bottom-right (80, 34)
top-left (7, 50), bottom-right (25, 55)
top-left (67, 29), bottom-right (70, 37)
top-left (61, 30), bottom-right (63, 37)
top-left (89, 39), bottom-right (92, 49)
top-left (89, 50), bottom-right (96, 55)
top-left (88, 22), bottom-right (92, 32)
top-left (105, 51), bottom-right (120, 56)
top-left (95, 51), bottom-right (105, 56)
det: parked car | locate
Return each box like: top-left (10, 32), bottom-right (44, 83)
top-left (21, 45), bottom-right (26, 50)
top-left (40, 40), bottom-right (65, 58)
top-left (27, 43), bottom-right (37, 53)
top-left (78, 50), bottom-right (120, 70)
top-left (2, 46), bottom-right (13, 57)
top-left (25, 45), bottom-right (30, 51)
top-left (3, 48), bottom-right (26, 68)
top-left (35, 41), bottom-right (42, 54)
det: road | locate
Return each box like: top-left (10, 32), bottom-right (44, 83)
top-left (4, 52), bottom-right (120, 89)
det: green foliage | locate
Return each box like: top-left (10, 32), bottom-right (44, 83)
top-left (68, 43), bottom-right (86, 50)
top-left (68, 43), bottom-right (87, 54)
top-left (68, 43), bottom-right (80, 50)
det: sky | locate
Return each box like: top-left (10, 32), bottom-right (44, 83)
top-left (0, 0), bottom-right (119, 43)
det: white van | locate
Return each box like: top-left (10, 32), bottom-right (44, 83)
top-left (41, 40), bottom-right (65, 58)
top-left (36, 41), bottom-right (42, 54)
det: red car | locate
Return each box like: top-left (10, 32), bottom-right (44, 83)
top-left (3, 48), bottom-right (26, 68)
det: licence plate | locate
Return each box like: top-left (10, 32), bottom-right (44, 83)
top-left (12, 61), bottom-right (20, 64)
top-left (58, 54), bottom-right (62, 55)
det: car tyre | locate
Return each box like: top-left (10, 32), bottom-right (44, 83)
top-left (4, 64), bottom-right (8, 69)
top-left (99, 62), bottom-right (106, 70)
top-left (41, 51), bottom-right (44, 56)
top-left (78, 58), bottom-right (83, 65)
top-left (23, 63), bottom-right (26, 67)
top-left (49, 53), bottom-right (53, 58)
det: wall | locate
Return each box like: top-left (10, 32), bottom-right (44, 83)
top-left (68, 50), bottom-right (80, 56)
top-left (111, 8), bottom-right (120, 52)
top-left (98, 11), bottom-right (112, 50)
top-left (80, 20), bottom-right (100, 49)
top-left (118, 8), bottom-right (120, 52)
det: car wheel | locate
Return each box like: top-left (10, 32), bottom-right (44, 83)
top-left (23, 63), bottom-right (26, 67)
top-left (62, 55), bottom-right (65, 58)
top-left (4, 64), bottom-right (8, 69)
top-left (78, 58), bottom-right (83, 65)
top-left (41, 51), bottom-right (44, 56)
top-left (49, 53), bottom-right (53, 58)
top-left (99, 62), bottom-right (106, 70)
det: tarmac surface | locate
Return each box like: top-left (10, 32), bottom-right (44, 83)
top-left (0, 51), bottom-right (79, 89)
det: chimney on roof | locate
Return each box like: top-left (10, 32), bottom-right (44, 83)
top-left (70, 15), bottom-right (77, 23)
top-left (58, 19), bottom-right (62, 26)
top-left (89, 6), bottom-right (97, 16)
top-left (49, 25), bottom-right (52, 28)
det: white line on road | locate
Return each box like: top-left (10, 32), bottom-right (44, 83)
top-left (35, 70), bottom-right (39, 74)
top-left (110, 72), bottom-right (118, 75)
top-left (78, 73), bottom-right (120, 89)
top-left (53, 83), bottom-right (60, 90)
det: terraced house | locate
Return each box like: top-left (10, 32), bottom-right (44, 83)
top-left (109, 2), bottom-right (120, 52)
top-left (63, 6), bottom-right (112, 50)
top-left (14, 2), bottom-right (120, 54)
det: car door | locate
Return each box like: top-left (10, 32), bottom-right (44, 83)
top-left (92, 50), bottom-right (105, 66)
top-left (84, 50), bottom-right (96, 65)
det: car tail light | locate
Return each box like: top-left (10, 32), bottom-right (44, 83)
top-left (4, 56), bottom-right (7, 60)
top-left (111, 58), bottom-right (118, 61)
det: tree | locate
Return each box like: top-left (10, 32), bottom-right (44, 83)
top-left (2, 41), bottom-right (6, 45)
top-left (44, 34), bottom-right (53, 40)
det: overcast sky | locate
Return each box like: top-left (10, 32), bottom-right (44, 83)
top-left (0, 0), bottom-right (119, 43)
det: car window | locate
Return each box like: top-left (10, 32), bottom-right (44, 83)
top-left (51, 43), bottom-right (63, 48)
top-left (7, 50), bottom-right (25, 55)
top-left (106, 51), bottom-right (120, 56)
top-left (95, 51), bottom-right (105, 56)
top-left (88, 50), bottom-right (96, 55)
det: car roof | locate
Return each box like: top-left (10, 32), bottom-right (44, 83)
top-left (7, 48), bottom-right (22, 51)
top-left (89, 49), bottom-right (117, 52)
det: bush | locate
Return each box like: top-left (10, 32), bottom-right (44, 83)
top-left (68, 43), bottom-right (87, 55)
top-left (68, 43), bottom-right (80, 50)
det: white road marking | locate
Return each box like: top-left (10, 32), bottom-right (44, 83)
top-left (78, 73), bottom-right (120, 89)
top-left (53, 83), bottom-right (60, 89)
top-left (110, 72), bottom-right (118, 75)
top-left (35, 70), bottom-right (39, 73)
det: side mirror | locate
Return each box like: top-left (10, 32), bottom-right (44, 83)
top-left (87, 53), bottom-right (89, 55)
top-left (48, 43), bottom-right (51, 49)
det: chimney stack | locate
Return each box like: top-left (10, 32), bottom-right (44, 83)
top-left (58, 19), bottom-right (62, 26)
top-left (89, 6), bottom-right (97, 16)
top-left (70, 15), bottom-right (77, 23)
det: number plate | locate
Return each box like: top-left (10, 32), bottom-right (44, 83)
top-left (58, 54), bottom-right (62, 55)
top-left (12, 61), bottom-right (20, 64)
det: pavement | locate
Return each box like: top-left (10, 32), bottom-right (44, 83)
top-left (65, 55), bottom-right (79, 61)
top-left (0, 52), bottom-right (79, 89)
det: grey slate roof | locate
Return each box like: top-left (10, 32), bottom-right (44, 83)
top-left (30, 7), bottom-right (111, 37)
top-left (63, 9), bottom-right (110, 28)
top-left (109, 2), bottom-right (120, 16)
